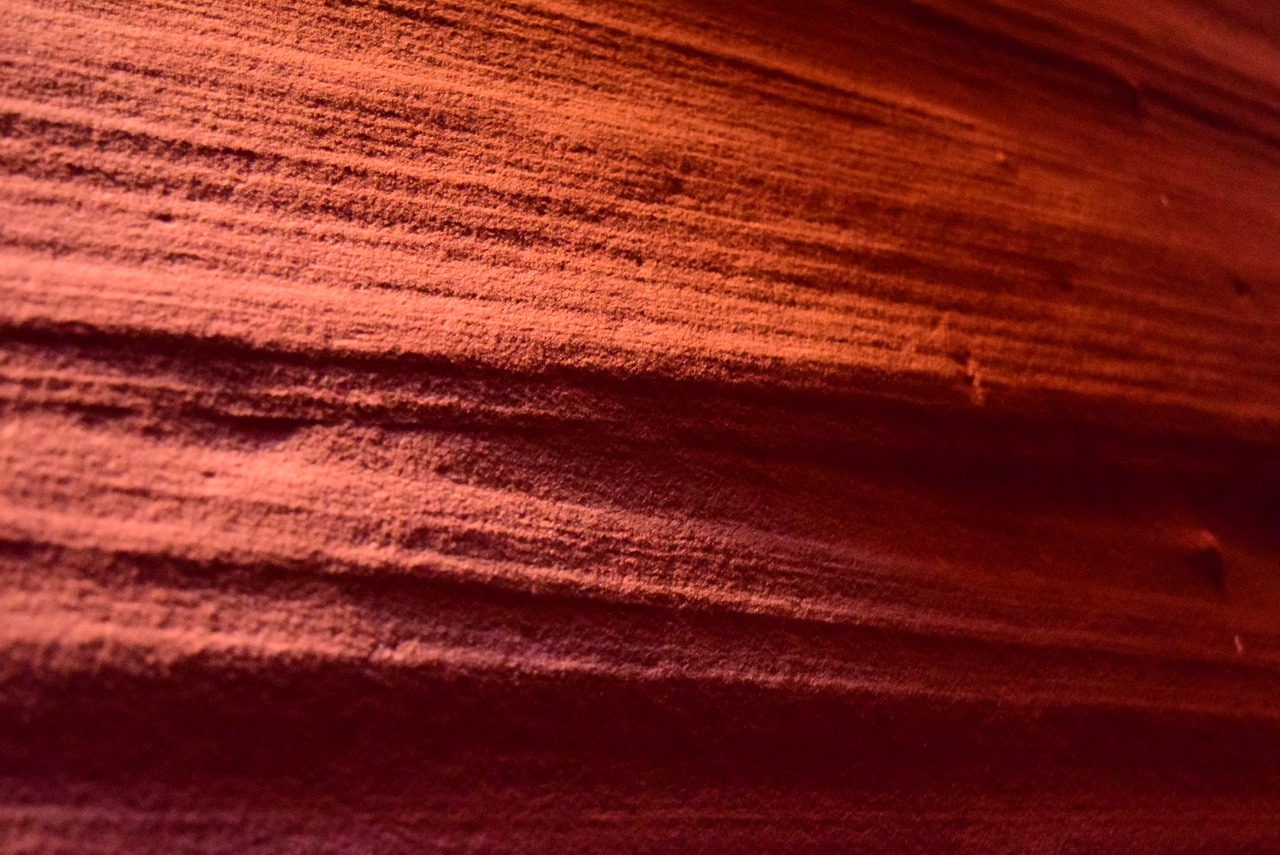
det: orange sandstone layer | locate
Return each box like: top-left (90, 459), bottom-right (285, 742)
top-left (2, 0), bottom-right (1280, 851)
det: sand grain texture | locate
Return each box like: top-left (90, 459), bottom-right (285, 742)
top-left (3, 0), bottom-right (1280, 851)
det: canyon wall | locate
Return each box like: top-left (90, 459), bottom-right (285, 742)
top-left (3, 0), bottom-right (1280, 850)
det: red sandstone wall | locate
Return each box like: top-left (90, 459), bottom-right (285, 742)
top-left (3, 0), bottom-right (1280, 851)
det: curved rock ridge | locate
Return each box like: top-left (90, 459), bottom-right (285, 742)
top-left (2, 0), bottom-right (1280, 851)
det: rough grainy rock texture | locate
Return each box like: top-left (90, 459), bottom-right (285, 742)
top-left (2, 0), bottom-right (1280, 850)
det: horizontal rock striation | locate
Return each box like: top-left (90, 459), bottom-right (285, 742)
top-left (3, 0), bottom-right (1280, 850)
